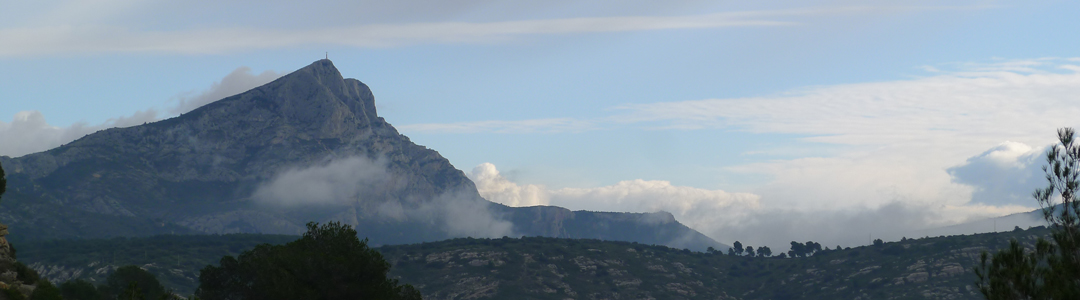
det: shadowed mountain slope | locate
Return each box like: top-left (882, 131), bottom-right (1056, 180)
top-left (0, 60), bottom-right (724, 251)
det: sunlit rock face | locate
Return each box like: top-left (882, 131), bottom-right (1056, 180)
top-left (0, 60), bottom-right (724, 251)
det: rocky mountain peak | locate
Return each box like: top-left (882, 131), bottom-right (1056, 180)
top-left (0, 59), bottom-right (725, 251)
top-left (172, 59), bottom-right (384, 143)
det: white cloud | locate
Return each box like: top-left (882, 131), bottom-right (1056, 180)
top-left (947, 142), bottom-right (1048, 206)
top-left (253, 156), bottom-right (396, 206)
top-left (614, 59), bottom-right (1080, 147)
top-left (170, 67), bottom-right (282, 115)
top-left (605, 59), bottom-right (1078, 216)
top-left (0, 109), bottom-right (157, 157)
top-left (470, 163), bottom-right (549, 206)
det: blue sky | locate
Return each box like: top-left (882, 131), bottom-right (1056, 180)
top-left (2, 0), bottom-right (1079, 249)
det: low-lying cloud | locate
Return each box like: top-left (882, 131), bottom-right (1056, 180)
top-left (255, 156), bottom-right (513, 238)
top-left (253, 156), bottom-right (395, 206)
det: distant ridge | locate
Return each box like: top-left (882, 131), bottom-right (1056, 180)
top-left (0, 59), bottom-right (726, 251)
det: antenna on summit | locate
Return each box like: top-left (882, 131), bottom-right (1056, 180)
top-left (325, 52), bottom-right (328, 60)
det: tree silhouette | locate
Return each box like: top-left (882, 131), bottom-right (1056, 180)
top-left (196, 221), bottom-right (421, 300)
top-left (805, 241), bottom-right (822, 255)
top-left (58, 279), bottom-right (103, 300)
top-left (745, 246), bottom-right (755, 257)
top-left (0, 160), bottom-right (6, 203)
top-left (100, 266), bottom-right (166, 300)
top-left (758, 246), bottom-right (772, 257)
top-left (789, 241), bottom-right (805, 258)
top-left (733, 241), bottom-right (744, 256)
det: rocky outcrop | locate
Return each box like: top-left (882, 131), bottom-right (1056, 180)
top-left (0, 223), bottom-right (37, 299)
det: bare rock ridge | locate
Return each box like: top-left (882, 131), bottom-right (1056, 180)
top-left (0, 60), bottom-right (725, 251)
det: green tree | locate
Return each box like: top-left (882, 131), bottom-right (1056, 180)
top-left (100, 266), bottom-right (167, 300)
top-left (29, 280), bottom-right (62, 300)
top-left (789, 241), bottom-right (805, 258)
top-left (745, 246), bottom-right (755, 257)
top-left (196, 221), bottom-right (422, 300)
top-left (758, 246), bottom-right (772, 257)
top-left (733, 241), bottom-right (743, 256)
top-left (59, 279), bottom-right (103, 300)
top-left (975, 128), bottom-right (1080, 299)
top-left (1, 160), bottom-right (6, 202)
top-left (873, 239), bottom-right (884, 247)
top-left (805, 241), bottom-right (822, 255)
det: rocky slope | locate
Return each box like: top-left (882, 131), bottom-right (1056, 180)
top-left (0, 59), bottom-right (722, 251)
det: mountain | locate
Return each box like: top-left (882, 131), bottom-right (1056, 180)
top-left (0, 59), bottom-right (723, 251)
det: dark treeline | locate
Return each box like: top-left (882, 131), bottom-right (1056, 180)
top-left (15, 222), bottom-right (422, 300)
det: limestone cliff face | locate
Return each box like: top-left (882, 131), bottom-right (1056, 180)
top-left (0, 60), bottom-right (724, 251)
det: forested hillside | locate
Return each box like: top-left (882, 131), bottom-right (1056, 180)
top-left (17, 226), bottom-right (1051, 299)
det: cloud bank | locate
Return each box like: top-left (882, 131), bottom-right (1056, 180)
top-left (429, 60), bottom-right (1078, 244)
top-left (253, 156), bottom-right (395, 206)
top-left (948, 142), bottom-right (1048, 206)
top-left (470, 163), bottom-right (763, 239)
top-left (470, 160), bottom-right (1040, 252)
top-left (255, 156), bottom-right (513, 238)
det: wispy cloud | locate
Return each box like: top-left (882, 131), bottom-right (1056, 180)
top-left (399, 118), bottom-right (596, 134)
top-left (0, 66), bottom-right (279, 157)
top-left (0, 14), bottom-right (785, 57)
top-left (0, 109), bottom-right (157, 157)
top-left (170, 67), bottom-right (283, 115)
top-left (0, 5), bottom-right (990, 57)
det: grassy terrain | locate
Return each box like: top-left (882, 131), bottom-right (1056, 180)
top-left (14, 226), bottom-right (1052, 299)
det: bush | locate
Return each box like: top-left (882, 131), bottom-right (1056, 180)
top-left (58, 279), bottom-right (103, 300)
top-left (196, 222), bottom-right (421, 300)
top-left (13, 262), bottom-right (39, 284)
top-left (100, 266), bottom-right (167, 300)
top-left (29, 280), bottom-right (62, 300)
